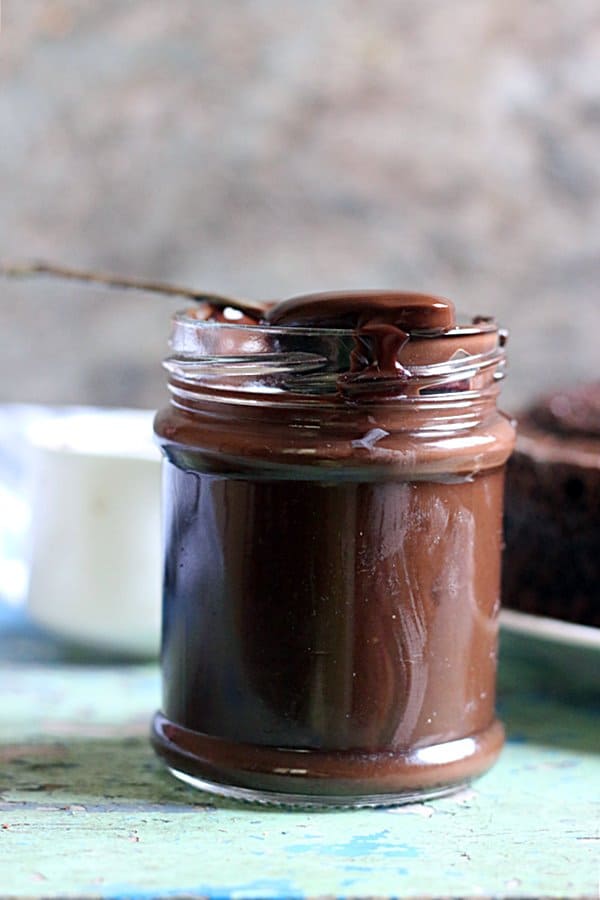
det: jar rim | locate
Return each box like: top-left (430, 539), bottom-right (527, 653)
top-left (164, 309), bottom-right (507, 403)
top-left (174, 310), bottom-right (499, 340)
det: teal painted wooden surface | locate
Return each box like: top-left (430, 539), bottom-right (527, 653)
top-left (0, 605), bottom-right (598, 898)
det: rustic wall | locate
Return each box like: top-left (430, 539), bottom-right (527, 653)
top-left (1, 0), bottom-right (599, 410)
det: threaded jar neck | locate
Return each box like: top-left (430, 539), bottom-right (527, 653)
top-left (164, 313), bottom-right (507, 413)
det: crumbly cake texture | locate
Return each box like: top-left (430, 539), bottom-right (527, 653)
top-left (502, 383), bottom-right (600, 628)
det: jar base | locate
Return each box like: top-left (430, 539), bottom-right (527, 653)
top-left (167, 766), bottom-right (471, 808)
top-left (152, 713), bottom-right (504, 808)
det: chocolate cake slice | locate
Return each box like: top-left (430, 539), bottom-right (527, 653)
top-left (503, 382), bottom-right (600, 628)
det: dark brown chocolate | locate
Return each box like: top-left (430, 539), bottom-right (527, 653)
top-left (267, 290), bottom-right (456, 383)
top-left (152, 290), bottom-right (514, 803)
top-left (267, 290), bottom-right (455, 331)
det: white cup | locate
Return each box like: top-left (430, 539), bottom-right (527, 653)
top-left (26, 408), bottom-right (162, 657)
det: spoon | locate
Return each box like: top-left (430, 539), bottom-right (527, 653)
top-left (0, 260), bottom-right (269, 320)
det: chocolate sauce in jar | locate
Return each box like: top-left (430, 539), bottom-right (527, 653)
top-left (152, 291), bottom-right (514, 806)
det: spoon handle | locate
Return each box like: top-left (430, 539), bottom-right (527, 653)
top-left (0, 260), bottom-right (267, 319)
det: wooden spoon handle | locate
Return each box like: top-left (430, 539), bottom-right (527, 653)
top-left (0, 260), bottom-right (268, 319)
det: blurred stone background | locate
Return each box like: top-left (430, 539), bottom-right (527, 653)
top-left (1, 0), bottom-right (599, 411)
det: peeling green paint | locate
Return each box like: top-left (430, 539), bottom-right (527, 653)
top-left (0, 611), bottom-right (598, 898)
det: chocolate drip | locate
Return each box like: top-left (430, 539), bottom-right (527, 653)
top-left (267, 291), bottom-right (456, 391)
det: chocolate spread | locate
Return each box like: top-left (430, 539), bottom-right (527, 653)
top-left (152, 290), bottom-right (514, 804)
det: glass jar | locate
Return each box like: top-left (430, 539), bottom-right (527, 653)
top-left (152, 302), bottom-right (515, 807)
